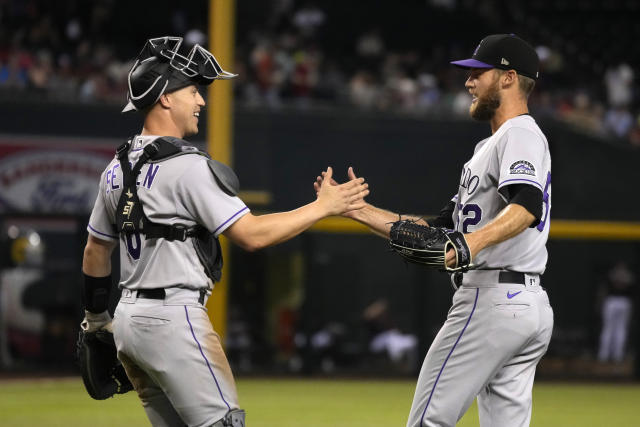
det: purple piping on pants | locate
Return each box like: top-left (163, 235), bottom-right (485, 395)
top-left (420, 288), bottom-right (479, 425)
top-left (184, 305), bottom-right (231, 410)
top-left (87, 224), bottom-right (118, 239)
top-left (214, 206), bottom-right (249, 234)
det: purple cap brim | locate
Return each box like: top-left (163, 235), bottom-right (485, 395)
top-left (450, 58), bottom-right (494, 69)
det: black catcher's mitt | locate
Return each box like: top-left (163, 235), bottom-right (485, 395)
top-left (389, 220), bottom-right (473, 272)
top-left (77, 328), bottom-right (133, 400)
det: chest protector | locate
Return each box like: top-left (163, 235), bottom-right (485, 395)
top-left (115, 136), bottom-right (240, 283)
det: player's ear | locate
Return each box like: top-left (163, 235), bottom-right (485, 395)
top-left (158, 93), bottom-right (171, 109)
top-left (501, 70), bottom-right (517, 89)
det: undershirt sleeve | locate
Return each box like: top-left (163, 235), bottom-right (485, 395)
top-left (427, 200), bottom-right (456, 229)
top-left (498, 184), bottom-right (543, 228)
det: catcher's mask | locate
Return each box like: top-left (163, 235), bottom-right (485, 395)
top-left (122, 36), bottom-right (237, 113)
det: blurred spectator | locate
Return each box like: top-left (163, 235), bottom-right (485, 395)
top-left (315, 60), bottom-right (346, 101)
top-left (629, 116), bottom-right (640, 148)
top-left (387, 70), bottom-right (418, 111)
top-left (356, 30), bottom-right (384, 58)
top-left (561, 92), bottom-right (605, 135)
top-left (349, 70), bottom-right (380, 110)
top-left (416, 73), bottom-right (441, 112)
top-left (249, 40), bottom-right (285, 107)
top-left (78, 72), bottom-right (109, 103)
top-left (268, 0), bottom-right (296, 29)
top-left (294, 321), bottom-right (348, 374)
top-left (0, 0), bottom-right (638, 145)
top-left (47, 54), bottom-right (79, 101)
top-left (290, 47), bottom-right (320, 106)
top-left (451, 89), bottom-right (472, 116)
top-left (356, 29), bottom-right (385, 72)
top-left (292, 2), bottom-right (325, 39)
top-left (597, 261), bottom-right (636, 363)
top-left (604, 106), bottom-right (634, 139)
top-left (604, 64), bottom-right (634, 108)
top-left (0, 50), bottom-right (30, 89)
top-left (363, 299), bottom-right (417, 368)
top-left (27, 49), bottom-right (53, 91)
top-left (65, 18), bottom-right (82, 42)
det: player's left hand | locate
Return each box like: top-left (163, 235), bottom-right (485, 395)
top-left (445, 248), bottom-right (457, 268)
top-left (446, 233), bottom-right (480, 268)
top-left (80, 310), bottom-right (113, 334)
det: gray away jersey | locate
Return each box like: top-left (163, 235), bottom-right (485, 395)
top-left (87, 135), bottom-right (249, 290)
top-left (452, 115), bottom-right (551, 273)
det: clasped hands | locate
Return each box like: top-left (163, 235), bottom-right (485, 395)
top-left (314, 167), bottom-right (470, 270)
top-left (314, 166), bottom-right (367, 217)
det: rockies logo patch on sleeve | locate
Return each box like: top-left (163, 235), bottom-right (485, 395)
top-left (509, 160), bottom-right (536, 176)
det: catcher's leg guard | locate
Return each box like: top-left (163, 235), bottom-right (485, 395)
top-left (210, 409), bottom-right (245, 427)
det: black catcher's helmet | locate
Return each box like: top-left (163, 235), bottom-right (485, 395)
top-left (122, 36), bottom-right (236, 112)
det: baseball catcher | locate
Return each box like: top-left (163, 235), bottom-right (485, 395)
top-left (389, 220), bottom-right (472, 272)
top-left (79, 34), bottom-right (368, 426)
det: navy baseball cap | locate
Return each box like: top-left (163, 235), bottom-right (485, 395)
top-left (450, 34), bottom-right (540, 80)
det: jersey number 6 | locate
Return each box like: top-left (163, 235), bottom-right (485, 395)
top-left (125, 232), bottom-right (142, 260)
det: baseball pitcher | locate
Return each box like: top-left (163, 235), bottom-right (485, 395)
top-left (316, 34), bottom-right (553, 427)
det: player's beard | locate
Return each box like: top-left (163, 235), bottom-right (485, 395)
top-left (470, 78), bottom-right (501, 121)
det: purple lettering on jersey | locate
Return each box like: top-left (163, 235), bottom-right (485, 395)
top-left (143, 164), bottom-right (160, 189)
top-left (459, 167), bottom-right (479, 195)
top-left (129, 162), bottom-right (142, 186)
top-left (536, 172), bottom-right (551, 232)
top-left (126, 231), bottom-right (142, 260)
top-left (462, 203), bottom-right (482, 233)
top-left (105, 169), bottom-right (112, 194)
top-left (111, 164), bottom-right (120, 190)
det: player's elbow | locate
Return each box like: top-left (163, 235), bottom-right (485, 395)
top-left (230, 235), bottom-right (267, 252)
top-left (223, 214), bottom-right (270, 252)
top-left (238, 240), bottom-right (261, 252)
top-left (83, 236), bottom-right (115, 261)
top-left (83, 236), bottom-right (116, 275)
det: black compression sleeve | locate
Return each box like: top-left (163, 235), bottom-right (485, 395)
top-left (427, 200), bottom-right (456, 229)
top-left (499, 184), bottom-right (543, 227)
top-left (82, 274), bottom-right (112, 313)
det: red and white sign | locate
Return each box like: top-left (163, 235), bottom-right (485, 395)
top-left (0, 136), bottom-right (117, 214)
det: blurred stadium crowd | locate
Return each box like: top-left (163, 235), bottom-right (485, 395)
top-left (1, 0), bottom-right (638, 145)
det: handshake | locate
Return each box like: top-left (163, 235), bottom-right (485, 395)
top-left (313, 166), bottom-right (368, 217)
top-left (312, 167), bottom-right (472, 272)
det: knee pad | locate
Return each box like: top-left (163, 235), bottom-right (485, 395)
top-left (210, 409), bottom-right (245, 427)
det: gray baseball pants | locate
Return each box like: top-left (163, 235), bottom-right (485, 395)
top-left (113, 288), bottom-right (239, 427)
top-left (407, 275), bottom-right (553, 427)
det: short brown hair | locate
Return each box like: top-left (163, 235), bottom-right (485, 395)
top-left (518, 74), bottom-right (536, 98)
top-left (494, 69), bottom-right (536, 99)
